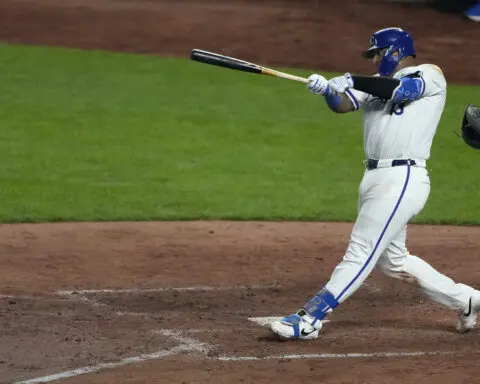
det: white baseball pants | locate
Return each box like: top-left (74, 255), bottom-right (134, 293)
top-left (325, 164), bottom-right (474, 312)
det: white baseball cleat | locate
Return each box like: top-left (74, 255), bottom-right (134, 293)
top-left (457, 292), bottom-right (480, 333)
top-left (270, 309), bottom-right (323, 340)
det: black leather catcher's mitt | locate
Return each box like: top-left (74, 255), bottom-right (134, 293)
top-left (461, 104), bottom-right (480, 150)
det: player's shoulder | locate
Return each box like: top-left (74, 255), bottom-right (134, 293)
top-left (394, 64), bottom-right (442, 76)
top-left (417, 64), bottom-right (447, 90)
top-left (394, 64), bottom-right (442, 78)
top-left (417, 63), bottom-right (445, 77)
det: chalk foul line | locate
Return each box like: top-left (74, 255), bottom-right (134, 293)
top-left (15, 330), bottom-right (210, 384)
top-left (16, 345), bottom-right (185, 384)
top-left (215, 350), bottom-right (457, 361)
top-left (55, 283), bottom-right (280, 295)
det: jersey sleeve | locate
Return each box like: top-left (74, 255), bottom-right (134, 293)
top-left (417, 64), bottom-right (447, 97)
top-left (344, 88), bottom-right (369, 112)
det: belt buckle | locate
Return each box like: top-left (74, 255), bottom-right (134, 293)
top-left (365, 159), bottom-right (378, 170)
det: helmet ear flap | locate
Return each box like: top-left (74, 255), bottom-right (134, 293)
top-left (379, 44), bottom-right (403, 76)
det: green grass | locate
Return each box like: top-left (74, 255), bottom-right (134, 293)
top-left (0, 43), bottom-right (479, 224)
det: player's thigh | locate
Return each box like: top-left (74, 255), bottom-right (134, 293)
top-left (346, 197), bottom-right (410, 267)
top-left (348, 167), bottom-right (427, 265)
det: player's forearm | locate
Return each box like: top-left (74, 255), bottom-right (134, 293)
top-left (351, 75), bottom-right (400, 99)
top-left (351, 75), bottom-right (424, 103)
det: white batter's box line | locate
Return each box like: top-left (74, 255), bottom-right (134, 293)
top-left (151, 328), bottom-right (220, 337)
top-left (157, 328), bottom-right (221, 334)
top-left (55, 283), bottom-right (281, 296)
top-left (56, 290), bottom-right (151, 317)
top-left (155, 329), bottom-right (212, 354)
top-left (15, 329), bottom-right (211, 384)
top-left (59, 291), bottom-right (106, 308)
top-left (214, 350), bottom-right (458, 362)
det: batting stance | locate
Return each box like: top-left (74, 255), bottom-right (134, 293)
top-left (270, 27), bottom-right (480, 340)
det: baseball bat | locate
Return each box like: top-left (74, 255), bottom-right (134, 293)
top-left (190, 49), bottom-right (310, 84)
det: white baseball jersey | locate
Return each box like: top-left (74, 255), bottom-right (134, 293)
top-left (346, 64), bottom-right (447, 161)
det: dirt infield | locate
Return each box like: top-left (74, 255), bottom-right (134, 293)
top-left (1, 0), bottom-right (480, 383)
top-left (1, 222), bottom-right (480, 383)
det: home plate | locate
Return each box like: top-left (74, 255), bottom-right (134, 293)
top-left (248, 316), bottom-right (283, 327)
top-left (248, 316), bottom-right (331, 328)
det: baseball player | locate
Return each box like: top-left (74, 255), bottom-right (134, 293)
top-left (270, 27), bottom-right (480, 340)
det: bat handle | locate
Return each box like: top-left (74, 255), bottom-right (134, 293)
top-left (262, 68), bottom-right (310, 84)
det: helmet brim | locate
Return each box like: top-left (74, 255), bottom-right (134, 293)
top-left (361, 47), bottom-right (380, 59)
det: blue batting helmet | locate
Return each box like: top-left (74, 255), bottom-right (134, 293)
top-left (361, 27), bottom-right (416, 76)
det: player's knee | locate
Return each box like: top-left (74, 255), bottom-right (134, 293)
top-left (343, 239), bottom-right (372, 265)
top-left (378, 251), bottom-right (408, 280)
top-left (376, 256), bottom-right (392, 275)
